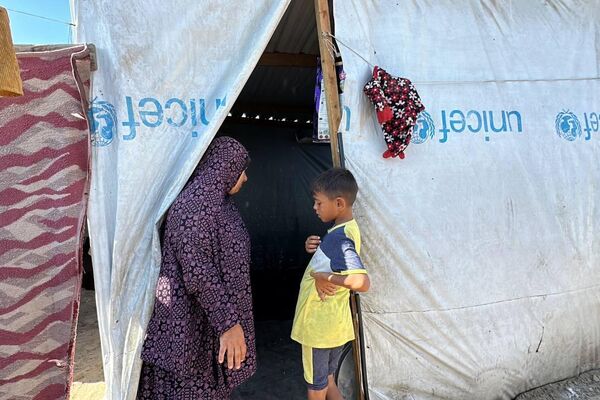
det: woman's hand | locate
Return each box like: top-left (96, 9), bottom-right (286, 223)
top-left (305, 235), bottom-right (321, 254)
top-left (311, 271), bottom-right (338, 301)
top-left (218, 323), bottom-right (246, 370)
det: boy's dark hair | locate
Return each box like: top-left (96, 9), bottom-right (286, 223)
top-left (311, 168), bottom-right (359, 205)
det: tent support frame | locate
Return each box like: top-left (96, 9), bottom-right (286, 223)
top-left (315, 2), bottom-right (369, 399)
top-left (314, 0), bottom-right (341, 168)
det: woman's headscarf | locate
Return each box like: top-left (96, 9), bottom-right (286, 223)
top-left (170, 136), bottom-right (250, 219)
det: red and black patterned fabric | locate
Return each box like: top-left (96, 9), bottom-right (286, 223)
top-left (363, 66), bottom-right (425, 159)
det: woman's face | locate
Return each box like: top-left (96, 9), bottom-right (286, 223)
top-left (228, 170), bottom-right (248, 195)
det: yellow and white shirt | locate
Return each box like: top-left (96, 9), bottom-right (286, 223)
top-left (291, 219), bottom-right (367, 348)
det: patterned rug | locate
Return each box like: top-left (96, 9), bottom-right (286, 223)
top-left (0, 45), bottom-right (91, 400)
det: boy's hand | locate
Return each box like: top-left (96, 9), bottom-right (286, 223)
top-left (218, 323), bottom-right (247, 370)
top-left (311, 272), bottom-right (337, 301)
top-left (305, 235), bottom-right (321, 254)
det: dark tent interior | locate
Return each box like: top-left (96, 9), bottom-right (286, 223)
top-left (219, 123), bottom-right (331, 399)
top-left (219, 2), bottom-right (335, 396)
top-left (221, 124), bottom-right (331, 322)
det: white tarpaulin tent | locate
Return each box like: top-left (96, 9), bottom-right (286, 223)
top-left (72, 1), bottom-right (290, 398)
top-left (335, 1), bottom-right (600, 399)
top-left (73, 0), bottom-right (600, 399)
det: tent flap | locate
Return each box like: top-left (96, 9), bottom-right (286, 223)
top-left (334, 0), bottom-right (600, 399)
top-left (72, 1), bottom-right (290, 398)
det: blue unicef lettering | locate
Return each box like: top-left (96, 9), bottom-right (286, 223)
top-left (88, 98), bottom-right (117, 147)
top-left (120, 95), bottom-right (227, 140)
top-left (410, 111), bottom-right (435, 144)
top-left (439, 109), bottom-right (522, 143)
top-left (343, 106), bottom-right (351, 131)
top-left (555, 110), bottom-right (582, 141)
top-left (336, 107), bottom-right (526, 144)
top-left (582, 112), bottom-right (598, 141)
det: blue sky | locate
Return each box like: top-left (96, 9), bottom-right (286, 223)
top-left (3, 0), bottom-right (72, 44)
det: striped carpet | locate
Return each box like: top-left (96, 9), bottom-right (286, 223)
top-left (0, 46), bottom-right (91, 400)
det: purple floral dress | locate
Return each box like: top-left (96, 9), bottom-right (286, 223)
top-left (137, 137), bottom-right (256, 400)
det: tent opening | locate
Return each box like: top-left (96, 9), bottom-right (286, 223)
top-left (215, 5), bottom-right (339, 391)
top-left (218, 104), bottom-right (332, 400)
top-left (71, 1), bottom-right (354, 398)
top-left (74, 121), bottom-right (335, 400)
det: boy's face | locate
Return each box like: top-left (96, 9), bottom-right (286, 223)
top-left (313, 191), bottom-right (341, 223)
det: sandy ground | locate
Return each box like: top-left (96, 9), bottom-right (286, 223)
top-left (71, 290), bottom-right (600, 400)
top-left (70, 289), bottom-right (105, 399)
top-left (70, 289), bottom-right (305, 400)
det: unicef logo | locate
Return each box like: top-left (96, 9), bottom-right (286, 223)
top-left (88, 98), bottom-right (117, 146)
top-left (410, 111), bottom-right (435, 144)
top-left (555, 110), bottom-right (582, 141)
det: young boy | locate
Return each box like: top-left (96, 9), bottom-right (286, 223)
top-left (291, 168), bottom-right (370, 400)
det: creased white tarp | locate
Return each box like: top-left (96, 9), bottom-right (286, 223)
top-left (334, 1), bottom-right (600, 399)
top-left (72, 2), bottom-right (289, 398)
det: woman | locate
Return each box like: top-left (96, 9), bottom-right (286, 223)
top-left (138, 137), bottom-right (255, 399)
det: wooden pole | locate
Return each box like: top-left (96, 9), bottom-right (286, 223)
top-left (349, 294), bottom-right (366, 400)
top-left (315, 5), bottom-right (367, 400)
top-left (314, 0), bottom-right (342, 167)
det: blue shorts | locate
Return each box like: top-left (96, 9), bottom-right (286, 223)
top-left (301, 344), bottom-right (344, 391)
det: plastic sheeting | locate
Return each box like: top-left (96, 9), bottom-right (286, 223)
top-left (334, 1), bottom-right (600, 399)
top-left (72, 2), bottom-right (289, 398)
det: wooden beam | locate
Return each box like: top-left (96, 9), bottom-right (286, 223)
top-left (315, 1), bottom-right (368, 398)
top-left (258, 52), bottom-right (317, 68)
top-left (232, 102), bottom-right (312, 116)
top-left (314, 0), bottom-right (342, 168)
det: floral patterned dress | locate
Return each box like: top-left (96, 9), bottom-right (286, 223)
top-left (137, 137), bottom-right (255, 400)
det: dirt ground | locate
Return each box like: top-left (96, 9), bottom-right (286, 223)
top-left (70, 289), bottom-right (305, 400)
top-left (70, 289), bottom-right (105, 399)
top-left (71, 290), bottom-right (600, 400)
top-left (514, 370), bottom-right (600, 400)
top-left (230, 321), bottom-right (305, 400)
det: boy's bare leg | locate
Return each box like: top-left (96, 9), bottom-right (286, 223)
top-left (308, 388), bottom-right (328, 400)
top-left (325, 374), bottom-right (344, 400)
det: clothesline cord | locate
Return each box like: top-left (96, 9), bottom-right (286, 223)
top-left (323, 32), bottom-right (600, 85)
top-left (5, 7), bottom-right (75, 27)
top-left (322, 35), bottom-right (337, 62)
top-left (323, 32), bottom-right (375, 69)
